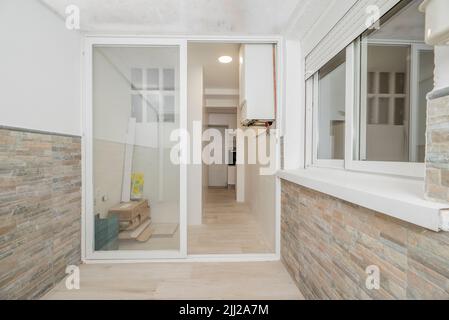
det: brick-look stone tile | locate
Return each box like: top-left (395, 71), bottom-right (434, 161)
top-left (441, 171), bottom-right (449, 188)
top-left (0, 129), bottom-right (81, 300)
top-left (426, 95), bottom-right (449, 203)
top-left (281, 179), bottom-right (449, 300)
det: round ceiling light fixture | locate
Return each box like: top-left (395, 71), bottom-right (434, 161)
top-left (218, 56), bottom-right (233, 64)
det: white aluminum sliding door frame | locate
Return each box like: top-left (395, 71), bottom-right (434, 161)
top-left (186, 36), bottom-right (283, 262)
top-left (82, 35), bottom-right (283, 263)
top-left (82, 36), bottom-right (188, 261)
top-left (346, 39), bottom-right (427, 179)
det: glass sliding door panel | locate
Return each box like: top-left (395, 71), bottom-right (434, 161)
top-left (361, 44), bottom-right (410, 162)
top-left (358, 1), bottom-right (432, 164)
top-left (317, 49), bottom-right (346, 160)
top-left (92, 45), bottom-right (181, 253)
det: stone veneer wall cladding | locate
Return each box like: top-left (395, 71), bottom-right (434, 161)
top-left (426, 94), bottom-right (449, 203)
top-left (0, 128), bottom-right (82, 299)
top-left (281, 180), bottom-right (449, 300)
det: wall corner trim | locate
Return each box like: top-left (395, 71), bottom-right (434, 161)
top-left (0, 125), bottom-right (81, 138)
top-left (440, 209), bottom-right (449, 231)
top-left (427, 86), bottom-right (449, 100)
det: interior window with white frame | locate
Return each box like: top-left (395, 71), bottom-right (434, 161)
top-left (353, 0), bottom-right (434, 176)
top-left (130, 67), bottom-right (176, 124)
top-left (312, 48), bottom-right (347, 166)
top-left (306, 0), bottom-right (434, 178)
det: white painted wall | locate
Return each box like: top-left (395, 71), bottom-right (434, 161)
top-left (283, 39), bottom-right (304, 169)
top-left (187, 46), bottom-right (204, 225)
top-left (207, 113), bottom-right (237, 159)
top-left (434, 46), bottom-right (449, 90)
top-left (236, 109), bottom-right (246, 203)
top-left (207, 113), bottom-right (237, 189)
top-left (208, 113), bottom-right (237, 129)
top-left (237, 47), bottom-right (246, 203)
top-left (207, 126), bottom-right (228, 187)
top-left (202, 92), bottom-right (210, 210)
top-left (244, 129), bottom-right (276, 251)
top-left (0, 0), bottom-right (81, 136)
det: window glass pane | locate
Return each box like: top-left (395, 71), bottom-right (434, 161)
top-left (359, 1), bottom-right (432, 163)
top-left (362, 45), bottom-right (410, 162)
top-left (395, 73), bottom-right (406, 94)
top-left (163, 69), bottom-right (175, 91)
top-left (379, 72), bottom-right (390, 94)
top-left (131, 94), bottom-right (143, 123)
top-left (163, 95), bottom-right (175, 123)
top-left (146, 94), bottom-right (159, 122)
top-left (146, 68), bottom-right (159, 90)
top-left (394, 98), bottom-right (405, 125)
top-left (131, 68), bottom-right (143, 90)
top-left (367, 72), bottom-right (375, 94)
top-left (317, 50), bottom-right (346, 160)
top-left (92, 46), bottom-right (181, 253)
top-left (378, 97), bottom-right (389, 125)
top-left (367, 97), bottom-right (376, 124)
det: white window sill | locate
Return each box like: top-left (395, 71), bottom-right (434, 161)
top-left (278, 167), bottom-right (449, 232)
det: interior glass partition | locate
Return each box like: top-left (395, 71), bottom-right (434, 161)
top-left (89, 44), bottom-right (184, 257)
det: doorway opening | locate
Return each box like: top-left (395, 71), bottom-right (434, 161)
top-left (83, 37), bottom-right (279, 261)
top-left (187, 42), bottom-right (277, 255)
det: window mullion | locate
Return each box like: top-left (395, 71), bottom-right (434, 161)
top-left (345, 42), bottom-right (355, 170)
top-left (312, 74), bottom-right (319, 165)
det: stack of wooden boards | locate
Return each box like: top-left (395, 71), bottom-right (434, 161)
top-left (108, 200), bottom-right (152, 242)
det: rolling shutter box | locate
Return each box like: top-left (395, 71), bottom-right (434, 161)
top-left (305, 0), bottom-right (401, 79)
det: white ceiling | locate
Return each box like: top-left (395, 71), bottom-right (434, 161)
top-left (285, 0), bottom-right (336, 39)
top-left (189, 43), bottom-right (239, 89)
top-left (40, 0), bottom-right (305, 35)
top-left (188, 43), bottom-right (240, 114)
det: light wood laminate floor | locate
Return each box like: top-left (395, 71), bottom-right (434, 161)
top-left (188, 188), bottom-right (273, 254)
top-left (44, 261), bottom-right (303, 300)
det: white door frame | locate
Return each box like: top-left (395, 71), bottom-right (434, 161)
top-left (81, 35), bottom-right (283, 263)
top-left (207, 125), bottom-right (229, 188)
top-left (82, 36), bottom-right (188, 261)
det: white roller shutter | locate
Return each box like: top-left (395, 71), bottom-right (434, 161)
top-left (305, 0), bottom-right (401, 79)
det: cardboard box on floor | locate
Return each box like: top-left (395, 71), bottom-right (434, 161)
top-left (108, 200), bottom-right (150, 231)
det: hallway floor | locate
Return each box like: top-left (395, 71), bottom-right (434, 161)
top-left (188, 188), bottom-right (273, 254)
top-left (44, 261), bottom-right (304, 300)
